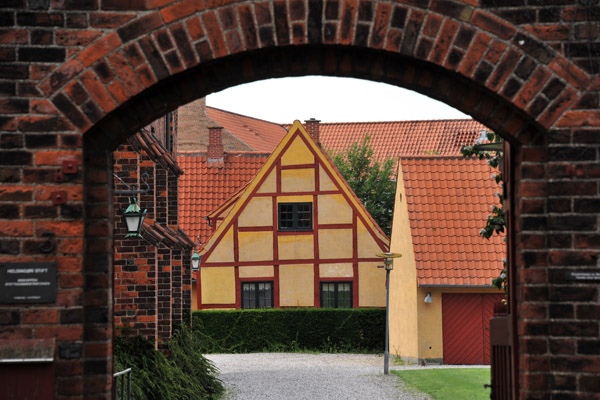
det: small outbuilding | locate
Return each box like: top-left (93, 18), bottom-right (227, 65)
top-left (389, 156), bottom-right (504, 365)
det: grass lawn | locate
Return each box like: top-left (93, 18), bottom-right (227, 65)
top-left (392, 368), bottom-right (491, 400)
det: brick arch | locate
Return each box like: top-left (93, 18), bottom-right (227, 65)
top-left (86, 46), bottom-right (542, 151)
top-left (44, 1), bottom-right (591, 145)
top-left (77, 3), bottom-right (592, 400)
top-left (2, 1), bottom-right (598, 399)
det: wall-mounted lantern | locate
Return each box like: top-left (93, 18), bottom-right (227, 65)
top-left (191, 250), bottom-right (200, 272)
top-left (191, 235), bottom-right (202, 272)
top-left (424, 292), bottom-right (433, 304)
top-left (122, 198), bottom-right (147, 238)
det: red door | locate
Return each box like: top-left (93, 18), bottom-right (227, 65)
top-left (442, 293), bottom-right (505, 365)
top-left (0, 363), bottom-right (55, 400)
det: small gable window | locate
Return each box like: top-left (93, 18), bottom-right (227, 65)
top-left (320, 282), bottom-right (352, 308)
top-left (278, 202), bottom-right (313, 231)
top-left (241, 281), bottom-right (273, 309)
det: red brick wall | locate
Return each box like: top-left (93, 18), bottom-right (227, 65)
top-left (0, 1), bottom-right (599, 398)
top-left (112, 117), bottom-right (191, 348)
top-left (113, 143), bottom-right (158, 340)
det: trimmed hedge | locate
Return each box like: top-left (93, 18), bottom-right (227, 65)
top-left (192, 308), bottom-right (385, 353)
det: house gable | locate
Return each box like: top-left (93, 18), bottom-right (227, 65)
top-left (198, 121), bottom-right (390, 309)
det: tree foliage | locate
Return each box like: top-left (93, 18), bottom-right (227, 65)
top-left (330, 134), bottom-right (396, 237)
top-left (461, 130), bottom-right (507, 293)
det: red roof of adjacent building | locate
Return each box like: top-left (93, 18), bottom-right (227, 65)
top-left (399, 156), bottom-right (505, 287)
top-left (206, 107), bottom-right (287, 152)
top-left (320, 119), bottom-right (486, 164)
top-left (177, 152), bottom-right (270, 244)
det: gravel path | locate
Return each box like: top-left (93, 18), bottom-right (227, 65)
top-left (206, 353), bottom-right (433, 400)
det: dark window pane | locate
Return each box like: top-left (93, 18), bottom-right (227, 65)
top-left (297, 207), bottom-right (311, 227)
top-left (339, 283), bottom-right (351, 308)
top-left (321, 283), bottom-right (334, 308)
top-left (320, 282), bottom-right (352, 309)
top-left (278, 202), bottom-right (312, 231)
top-left (279, 204), bottom-right (294, 229)
top-left (242, 282), bottom-right (273, 309)
top-left (258, 282), bottom-right (272, 308)
top-left (242, 283), bottom-right (256, 309)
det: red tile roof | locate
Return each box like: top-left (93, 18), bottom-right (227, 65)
top-left (206, 107), bottom-right (287, 152)
top-left (130, 127), bottom-right (183, 176)
top-left (399, 156), bottom-right (505, 287)
top-left (177, 106), bottom-right (488, 254)
top-left (203, 107), bottom-right (484, 161)
top-left (177, 151), bottom-right (270, 244)
top-left (319, 119), bottom-right (486, 164)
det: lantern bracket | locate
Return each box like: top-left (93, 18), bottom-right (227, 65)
top-left (113, 171), bottom-right (150, 195)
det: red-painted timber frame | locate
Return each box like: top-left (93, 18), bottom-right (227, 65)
top-left (197, 127), bottom-right (388, 310)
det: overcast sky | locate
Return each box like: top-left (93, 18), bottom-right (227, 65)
top-left (207, 76), bottom-right (469, 124)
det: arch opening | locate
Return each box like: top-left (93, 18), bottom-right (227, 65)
top-left (85, 44), bottom-right (531, 399)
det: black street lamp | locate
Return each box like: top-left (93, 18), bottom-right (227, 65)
top-left (121, 198), bottom-right (147, 238)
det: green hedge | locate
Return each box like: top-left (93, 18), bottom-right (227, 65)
top-left (192, 308), bottom-right (385, 353)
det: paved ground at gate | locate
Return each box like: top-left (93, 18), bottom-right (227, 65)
top-left (206, 353), bottom-right (437, 400)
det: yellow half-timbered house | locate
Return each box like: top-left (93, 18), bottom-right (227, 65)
top-left (196, 120), bottom-right (390, 310)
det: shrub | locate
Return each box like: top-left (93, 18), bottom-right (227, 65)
top-left (192, 308), bottom-right (385, 353)
top-left (113, 327), bottom-right (224, 400)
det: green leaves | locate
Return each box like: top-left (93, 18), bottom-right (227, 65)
top-left (330, 134), bottom-right (396, 236)
top-left (461, 130), bottom-right (506, 293)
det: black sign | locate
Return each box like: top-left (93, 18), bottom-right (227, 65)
top-left (0, 262), bottom-right (56, 303)
top-left (565, 270), bottom-right (600, 282)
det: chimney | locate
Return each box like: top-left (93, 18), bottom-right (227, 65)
top-left (198, 97), bottom-right (207, 116)
top-left (207, 125), bottom-right (224, 163)
top-left (304, 118), bottom-right (320, 145)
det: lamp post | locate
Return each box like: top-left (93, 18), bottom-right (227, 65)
top-left (376, 252), bottom-right (402, 375)
top-left (121, 198), bottom-right (147, 238)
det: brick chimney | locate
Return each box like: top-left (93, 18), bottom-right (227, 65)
top-left (207, 125), bottom-right (224, 163)
top-left (198, 97), bottom-right (207, 116)
top-left (305, 118), bottom-right (320, 145)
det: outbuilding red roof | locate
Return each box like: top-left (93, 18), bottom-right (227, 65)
top-left (399, 156), bottom-right (505, 287)
top-left (177, 152), bottom-right (269, 244)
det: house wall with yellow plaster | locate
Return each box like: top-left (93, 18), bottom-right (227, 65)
top-left (200, 267), bottom-right (235, 304)
top-left (389, 164), bottom-right (420, 359)
top-left (195, 123), bottom-right (389, 310)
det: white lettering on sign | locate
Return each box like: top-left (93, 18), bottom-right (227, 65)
top-left (5, 282), bottom-right (50, 287)
top-left (6, 268), bottom-right (35, 274)
top-left (569, 272), bottom-right (600, 280)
